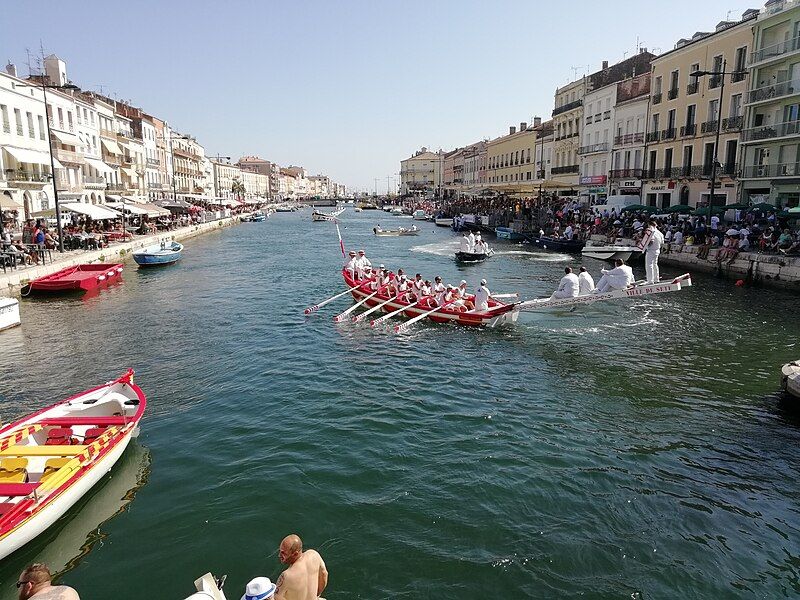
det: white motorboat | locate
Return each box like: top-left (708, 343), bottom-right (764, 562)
top-left (781, 360), bottom-right (800, 400)
top-left (183, 573), bottom-right (228, 600)
top-left (354, 207), bottom-right (363, 213)
top-left (312, 207), bottom-right (345, 222)
top-left (373, 225), bottom-right (420, 237)
top-left (390, 206), bottom-right (404, 215)
top-left (0, 298), bottom-right (20, 331)
top-left (434, 217), bottom-right (453, 227)
top-left (412, 209), bottom-right (428, 220)
top-left (581, 245), bottom-right (641, 262)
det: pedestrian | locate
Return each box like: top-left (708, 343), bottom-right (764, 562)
top-left (275, 534), bottom-right (328, 600)
top-left (16, 563), bottom-right (80, 600)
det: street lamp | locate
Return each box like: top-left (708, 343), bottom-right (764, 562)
top-left (17, 79), bottom-right (80, 252)
top-left (690, 61), bottom-right (747, 221)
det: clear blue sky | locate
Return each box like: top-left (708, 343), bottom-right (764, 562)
top-left (2, 0), bottom-right (759, 193)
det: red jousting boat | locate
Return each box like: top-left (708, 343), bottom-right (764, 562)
top-left (26, 264), bottom-right (123, 294)
top-left (342, 268), bottom-right (518, 327)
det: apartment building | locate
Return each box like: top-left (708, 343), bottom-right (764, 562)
top-left (74, 93), bottom-right (109, 204)
top-left (463, 141), bottom-right (487, 188)
top-left (400, 148), bottom-right (443, 196)
top-left (739, 0), bottom-right (800, 207)
top-left (642, 11), bottom-right (757, 209)
top-left (609, 73), bottom-right (651, 197)
top-left (486, 121), bottom-right (540, 189)
top-left (579, 82), bottom-right (615, 203)
top-left (238, 156), bottom-right (280, 199)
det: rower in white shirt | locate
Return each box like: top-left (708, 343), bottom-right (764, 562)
top-left (594, 259), bottom-right (635, 293)
top-left (355, 249), bottom-right (371, 279)
top-left (456, 280), bottom-right (474, 310)
top-left (431, 276), bottom-right (446, 305)
top-left (392, 269), bottom-right (408, 297)
top-left (474, 279), bottom-right (491, 311)
top-left (551, 267), bottom-right (580, 299)
top-left (638, 219), bottom-right (665, 284)
top-left (344, 250), bottom-right (358, 278)
top-left (410, 273), bottom-right (425, 301)
top-left (460, 232), bottom-right (471, 253)
top-left (578, 266), bottom-right (595, 295)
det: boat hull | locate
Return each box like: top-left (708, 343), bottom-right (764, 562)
top-left (0, 298), bottom-right (21, 331)
top-left (781, 360), bottom-right (800, 399)
top-left (132, 243), bottom-right (183, 266)
top-left (434, 218), bottom-right (453, 227)
top-left (528, 236), bottom-right (585, 253)
top-left (581, 246), bottom-right (639, 262)
top-left (495, 227), bottom-right (524, 241)
top-left (27, 264), bottom-right (124, 293)
top-left (455, 252), bottom-right (489, 262)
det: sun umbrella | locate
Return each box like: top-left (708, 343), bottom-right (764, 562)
top-left (621, 204), bottom-right (655, 213)
top-left (749, 201), bottom-right (778, 212)
top-left (723, 203), bottom-right (749, 210)
top-left (664, 204), bottom-right (692, 213)
top-left (692, 206), bottom-right (726, 216)
top-left (787, 206), bottom-right (800, 214)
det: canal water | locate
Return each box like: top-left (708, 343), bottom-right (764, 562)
top-left (1, 209), bottom-right (799, 599)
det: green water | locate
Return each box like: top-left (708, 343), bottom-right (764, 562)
top-left (1, 210), bottom-right (799, 598)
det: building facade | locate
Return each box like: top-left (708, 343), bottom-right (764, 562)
top-left (609, 73), bottom-right (651, 197)
top-left (463, 141), bottom-right (487, 188)
top-left (552, 79), bottom-right (584, 192)
top-left (486, 122), bottom-right (539, 188)
top-left (400, 148), bottom-right (443, 196)
top-left (579, 82), bottom-right (615, 203)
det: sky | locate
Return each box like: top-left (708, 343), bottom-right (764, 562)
top-left (2, 0), bottom-right (762, 193)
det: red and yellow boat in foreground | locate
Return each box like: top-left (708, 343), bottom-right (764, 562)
top-left (0, 370), bottom-right (146, 560)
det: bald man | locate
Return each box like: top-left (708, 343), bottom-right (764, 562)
top-left (16, 564), bottom-right (79, 600)
top-left (275, 534), bottom-right (328, 600)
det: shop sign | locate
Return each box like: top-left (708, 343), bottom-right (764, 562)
top-left (579, 175), bottom-right (607, 185)
top-left (622, 180), bottom-right (641, 188)
top-left (650, 185), bottom-right (666, 191)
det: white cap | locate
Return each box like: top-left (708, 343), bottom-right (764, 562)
top-left (241, 577), bottom-right (276, 600)
top-left (460, 280), bottom-right (467, 285)
top-left (480, 279), bottom-right (487, 286)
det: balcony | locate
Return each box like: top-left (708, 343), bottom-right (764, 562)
top-left (722, 115), bottom-right (744, 131)
top-left (551, 165), bottom-right (579, 175)
top-left (83, 175), bottom-right (106, 189)
top-left (646, 131), bottom-right (660, 143)
top-left (652, 93), bottom-right (662, 104)
top-left (742, 163), bottom-right (800, 178)
top-left (577, 142), bottom-right (609, 154)
top-left (741, 119), bottom-right (800, 142)
top-left (594, 113), bottom-right (602, 123)
top-left (687, 82), bottom-right (698, 95)
top-left (700, 120), bottom-right (719, 134)
top-left (147, 157), bottom-right (160, 167)
top-left (106, 183), bottom-right (125, 191)
top-left (613, 132), bottom-right (645, 146)
top-left (603, 110), bottom-right (611, 120)
top-left (586, 116), bottom-right (593, 124)
top-left (16, 124), bottom-right (23, 136)
top-left (552, 99), bottom-right (582, 116)
top-left (709, 75), bottom-right (721, 89)
top-left (100, 128), bottom-right (116, 138)
top-left (48, 117), bottom-right (74, 133)
top-left (747, 78), bottom-right (800, 104)
top-left (5, 170), bottom-right (50, 185)
top-left (680, 124), bottom-right (697, 136)
top-left (103, 154), bottom-right (122, 166)
top-left (55, 173), bottom-right (80, 192)
top-left (661, 128), bottom-right (676, 140)
top-left (668, 87), bottom-right (679, 100)
top-left (731, 71), bottom-right (747, 83)
top-left (53, 147), bottom-right (83, 164)
top-left (749, 35), bottom-right (800, 66)
top-left (536, 169), bottom-right (546, 179)
top-left (610, 168), bottom-right (643, 178)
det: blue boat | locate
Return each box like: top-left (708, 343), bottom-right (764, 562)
top-left (494, 227), bottom-right (525, 241)
top-left (132, 241), bottom-right (184, 266)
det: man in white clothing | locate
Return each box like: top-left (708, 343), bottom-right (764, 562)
top-left (355, 250), bottom-right (371, 279)
top-left (594, 259), bottom-right (635, 292)
top-left (475, 279), bottom-right (491, 311)
top-left (563, 224), bottom-right (574, 240)
top-left (344, 250), bottom-right (358, 278)
top-left (551, 267), bottom-right (580, 299)
top-left (460, 232), bottom-right (471, 253)
top-left (432, 276), bottom-right (446, 305)
top-left (638, 219), bottom-right (665, 284)
top-left (578, 266), bottom-right (595, 295)
top-left (467, 230), bottom-right (475, 252)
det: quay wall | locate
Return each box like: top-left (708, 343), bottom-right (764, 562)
top-left (0, 214), bottom-right (245, 298)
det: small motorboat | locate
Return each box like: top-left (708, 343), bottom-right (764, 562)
top-left (25, 264), bottom-right (123, 294)
top-left (390, 206), bottom-right (404, 215)
top-left (132, 241), bottom-right (183, 267)
top-left (581, 244), bottom-right (641, 262)
top-left (0, 370), bottom-right (147, 560)
top-left (373, 226), bottom-right (420, 237)
top-left (250, 212), bottom-right (267, 222)
top-left (354, 207), bottom-right (363, 213)
top-left (781, 360), bottom-right (800, 400)
top-left (0, 298), bottom-right (20, 331)
top-left (312, 208), bottom-right (345, 222)
top-left (494, 227), bottom-right (525, 241)
top-left (412, 209), bottom-right (428, 221)
top-left (183, 573), bottom-right (229, 600)
top-left (455, 250), bottom-right (492, 263)
top-left (434, 217), bottom-right (453, 227)
top-left (527, 235), bottom-right (585, 253)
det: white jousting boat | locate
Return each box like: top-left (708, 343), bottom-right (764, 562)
top-left (0, 298), bottom-right (21, 331)
top-left (581, 244), bottom-right (641, 262)
top-left (781, 360), bottom-right (800, 400)
top-left (312, 207), bottom-right (345, 222)
top-left (0, 370), bottom-right (146, 560)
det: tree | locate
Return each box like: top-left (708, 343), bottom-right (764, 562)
top-left (231, 177), bottom-right (246, 201)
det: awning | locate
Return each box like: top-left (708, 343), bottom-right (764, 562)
top-left (52, 157), bottom-right (65, 169)
top-left (121, 167), bottom-right (138, 179)
top-left (0, 193), bottom-right (24, 210)
top-left (139, 202), bottom-right (171, 217)
top-left (50, 130), bottom-right (82, 147)
top-left (101, 139), bottom-right (122, 155)
top-left (85, 157), bottom-right (115, 174)
top-left (106, 200), bottom-right (148, 215)
top-left (61, 202), bottom-right (121, 220)
top-left (2, 146), bottom-right (52, 166)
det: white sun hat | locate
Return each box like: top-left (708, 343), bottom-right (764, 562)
top-left (241, 577), bottom-right (276, 600)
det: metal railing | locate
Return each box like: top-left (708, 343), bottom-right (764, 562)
top-left (680, 124), bottom-right (697, 136)
top-left (668, 87), bottom-right (679, 100)
top-left (2, 121), bottom-right (9, 134)
top-left (106, 182), bottom-right (125, 191)
top-left (147, 157), bottom-right (160, 167)
top-left (610, 168), bottom-right (643, 178)
top-left (742, 163), bottom-right (800, 178)
top-left (661, 127), bottom-right (676, 140)
top-left (16, 124), bottom-right (23, 135)
top-left (741, 118), bottom-right (800, 142)
top-left (750, 35), bottom-right (800, 65)
top-left (687, 82), bottom-right (698, 95)
top-left (83, 175), bottom-right (106, 186)
top-left (552, 99), bottom-right (582, 116)
top-left (709, 75), bottom-right (721, 89)
top-left (731, 71), bottom-right (747, 83)
top-left (53, 147), bottom-right (82, 163)
top-left (48, 117), bottom-right (74, 132)
top-left (603, 110), bottom-right (611, 120)
top-left (577, 142), bottom-right (609, 154)
top-left (722, 115), bottom-right (744, 131)
top-left (5, 171), bottom-right (49, 183)
top-left (551, 165), bottom-right (579, 175)
top-left (747, 78), bottom-right (800, 103)
top-left (652, 93), bottom-right (662, 104)
top-left (646, 131), bottom-right (660, 142)
top-left (613, 132), bottom-right (645, 146)
top-left (701, 120), bottom-right (719, 134)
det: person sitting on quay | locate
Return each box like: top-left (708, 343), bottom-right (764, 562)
top-left (593, 259), bottom-right (635, 293)
top-left (16, 563), bottom-right (80, 600)
top-left (780, 231), bottom-right (800, 255)
top-left (275, 534), bottom-right (328, 600)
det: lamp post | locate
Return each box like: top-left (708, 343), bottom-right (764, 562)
top-left (18, 79), bottom-right (79, 252)
top-left (690, 61), bottom-right (747, 222)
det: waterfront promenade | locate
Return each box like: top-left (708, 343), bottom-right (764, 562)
top-left (0, 214), bottom-right (247, 297)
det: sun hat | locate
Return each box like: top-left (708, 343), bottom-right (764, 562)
top-left (358, 250), bottom-right (365, 254)
top-left (241, 577), bottom-right (276, 600)
top-left (348, 250), bottom-right (356, 255)
top-left (480, 279), bottom-right (487, 286)
top-left (460, 280), bottom-right (467, 285)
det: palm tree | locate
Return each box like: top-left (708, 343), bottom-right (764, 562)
top-left (231, 177), bottom-right (246, 201)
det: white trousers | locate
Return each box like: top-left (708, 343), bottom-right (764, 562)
top-left (550, 289), bottom-right (576, 299)
top-left (595, 275), bottom-right (611, 293)
top-left (645, 251), bottom-right (660, 283)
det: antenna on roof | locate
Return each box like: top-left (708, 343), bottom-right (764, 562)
top-left (24, 48), bottom-right (33, 78)
top-left (570, 66), bottom-right (581, 80)
top-left (726, 10), bottom-right (733, 20)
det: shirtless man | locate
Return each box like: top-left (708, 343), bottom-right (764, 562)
top-left (16, 563), bottom-right (80, 600)
top-left (275, 534), bottom-right (328, 600)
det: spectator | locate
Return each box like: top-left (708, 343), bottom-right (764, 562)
top-left (16, 563), bottom-right (80, 599)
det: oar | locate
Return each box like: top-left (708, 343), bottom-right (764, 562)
top-left (333, 285), bottom-right (387, 322)
top-left (304, 283), bottom-right (362, 314)
top-left (352, 294), bottom-right (399, 323)
top-left (492, 293), bottom-right (519, 299)
top-left (394, 300), bottom-right (456, 333)
top-left (371, 299), bottom-right (420, 327)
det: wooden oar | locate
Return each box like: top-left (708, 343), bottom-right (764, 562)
top-left (352, 294), bottom-right (399, 323)
top-left (370, 299), bottom-right (420, 327)
top-left (304, 283), bottom-right (362, 314)
top-left (492, 293), bottom-right (519, 299)
top-left (394, 300), bottom-right (455, 334)
top-left (333, 285), bottom-right (387, 322)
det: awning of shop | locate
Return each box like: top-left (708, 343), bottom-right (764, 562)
top-left (2, 146), bottom-right (52, 166)
top-left (139, 202), bottom-right (171, 217)
top-left (85, 157), bottom-right (115, 174)
top-left (106, 200), bottom-right (148, 215)
top-left (0, 192), bottom-right (24, 210)
top-left (101, 139), bottom-right (122, 155)
top-left (61, 202), bottom-right (121, 220)
top-left (121, 167), bottom-right (138, 179)
top-left (50, 130), bottom-right (82, 147)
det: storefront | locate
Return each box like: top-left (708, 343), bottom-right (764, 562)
top-left (741, 179), bottom-right (800, 209)
top-left (578, 175), bottom-right (607, 205)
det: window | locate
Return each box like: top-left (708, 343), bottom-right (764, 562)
top-left (14, 108), bottom-right (22, 135)
top-left (26, 112), bottom-right (34, 138)
top-left (38, 115), bottom-right (45, 140)
top-left (651, 113), bottom-right (660, 133)
top-left (730, 94), bottom-right (742, 118)
top-left (682, 146), bottom-right (693, 173)
top-left (667, 109), bottom-right (676, 131)
top-left (734, 46), bottom-right (747, 74)
top-left (67, 111), bottom-right (73, 130)
top-left (57, 107), bottom-right (64, 128)
top-left (708, 99), bottom-right (719, 123)
top-left (664, 148), bottom-right (673, 175)
top-left (0, 104), bottom-right (8, 133)
top-left (686, 105), bottom-right (696, 127)
top-left (670, 70), bottom-right (679, 93)
top-left (654, 76), bottom-right (662, 94)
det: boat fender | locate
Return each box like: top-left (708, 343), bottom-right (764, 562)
top-left (107, 271), bottom-right (115, 277)
top-left (117, 267), bottom-right (124, 273)
top-left (97, 275), bottom-right (106, 281)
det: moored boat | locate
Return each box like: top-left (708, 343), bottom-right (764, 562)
top-left (0, 298), bottom-right (21, 331)
top-left (581, 244), bottom-right (640, 262)
top-left (434, 217), bottom-right (453, 227)
top-left (132, 241), bottom-right (183, 267)
top-left (781, 360), bottom-right (800, 400)
top-left (412, 209), bottom-right (428, 220)
top-left (494, 227), bottom-right (525, 241)
top-left (455, 251), bottom-right (491, 263)
top-left (527, 235), bottom-right (585, 253)
top-left (25, 264), bottom-right (123, 294)
top-left (0, 370), bottom-right (147, 560)
top-left (312, 208), bottom-right (345, 222)
top-left (373, 226), bottom-right (420, 237)
top-left (250, 212), bottom-right (267, 222)
top-left (390, 206), bottom-right (404, 215)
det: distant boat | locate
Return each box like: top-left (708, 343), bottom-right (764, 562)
top-left (250, 212), bottom-right (267, 222)
top-left (581, 244), bottom-right (640, 262)
top-left (455, 250), bottom-right (492, 263)
top-left (494, 227), bottom-right (525, 241)
top-left (412, 209), bottom-right (428, 220)
top-left (527, 235), bottom-right (585, 253)
top-left (434, 217), bottom-right (453, 227)
top-left (132, 241), bottom-right (183, 267)
top-left (390, 206), bottom-right (404, 215)
top-left (312, 207), bottom-right (345, 222)
top-left (25, 264), bottom-right (123, 294)
top-left (373, 225), bottom-right (420, 237)
top-left (781, 360), bottom-right (800, 400)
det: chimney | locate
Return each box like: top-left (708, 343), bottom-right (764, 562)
top-left (509, 126), bottom-right (516, 135)
top-left (520, 122), bottom-right (527, 131)
top-left (5, 63), bottom-right (17, 77)
top-left (534, 116), bottom-right (542, 127)
top-left (602, 60), bottom-right (609, 69)
top-left (44, 54), bottom-right (67, 87)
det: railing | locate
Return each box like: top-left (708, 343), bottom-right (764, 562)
top-left (731, 71), bottom-right (747, 83)
top-left (709, 75), bottom-right (721, 89)
top-left (536, 170), bottom-right (546, 179)
top-left (103, 154), bottom-right (122, 166)
top-left (701, 120), bottom-right (719, 134)
top-left (55, 173), bottom-right (80, 192)
top-left (552, 99), bottom-right (582, 116)
top-left (668, 87), bottom-right (679, 100)
top-left (747, 78), bottom-right (800, 103)
top-left (83, 175), bottom-right (106, 187)
top-left (680, 124), bottom-right (697, 136)
top-left (642, 168), bottom-right (658, 179)
top-left (2, 121), bottom-right (9, 134)
top-left (603, 110), bottom-right (611, 120)
top-left (661, 128), bottom-right (676, 140)
top-left (147, 157), bottom-right (160, 167)
top-left (613, 132), bottom-right (645, 146)
top-left (28, 127), bottom-right (34, 139)
top-left (594, 113), bottom-right (602, 123)
top-left (586, 116), bottom-right (592, 124)
top-left (577, 142), bottom-right (609, 154)
top-left (53, 147), bottom-right (82, 163)
top-left (100, 128), bottom-right (116, 138)
top-left (106, 183), bottom-right (125, 191)
top-left (551, 165), bottom-right (579, 175)
top-left (742, 163), bottom-right (800, 178)
top-left (687, 82), bottom-right (698, 95)
top-left (16, 124), bottom-right (23, 135)
top-left (48, 117), bottom-right (74, 133)
top-left (652, 93), bottom-right (662, 104)
top-left (741, 118), bottom-right (800, 142)
top-left (117, 130), bottom-right (134, 139)
top-left (610, 168), bottom-right (643, 178)
top-left (722, 115), bottom-right (744, 131)
top-left (6, 171), bottom-right (49, 183)
top-left (750, 35), bottom-right (800, 65)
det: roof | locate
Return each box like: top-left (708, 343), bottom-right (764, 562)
top-left (654, 10), bottom-right (759, 61)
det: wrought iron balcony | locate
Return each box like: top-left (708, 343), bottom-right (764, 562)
top-left (741, 119), bottom-right (800, 142)
top-left (577, 142), bottom-right (609, 155)
top-left (5, 170), bottom-right (50, 184)
top-left (701, 120), bottom-right (719, 134)
top-left (722, 115), bottom-right (744, 131)
top-left (750, 35), bottom-right (800, 65)
top-left (668, 87), bottom-right (679, 100)
top-left (147, 157), bottom-right (160, 167)
top-left (613, 132), bottom-right (645, 146)
top-left (106, 182), bottom-right (125, 191)
top-left (747, 78), bottom-right (800, 104)
top-left (687, 82), bottom-right (698, 95)
top-left (731, 71), bottom-right (747, 83)
top-left (652, 93), bottom-right (662, 104)
top-left (680, 124), bottom-right (697, 136)
top-left (610, 168), bottom-right (643, 178)
top-left (551, 165), bottom-right (579, 175)
top-left (2, 121), bottom-right (9, 134)
top-left (552, 99), bottom-right (582, 116)
top-left (646, 131), bottom-right (660, 143)
top-left (661, 128), bottom-right (676, 140)
top-left (709, 75), bottom-right (721, 89)
top-left (742, 163), bottom-right (800, 178)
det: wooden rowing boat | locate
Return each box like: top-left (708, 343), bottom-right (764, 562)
top-left (312, 208), bottom-right (345, 222)
top-left (455, 251), bottom-right (491, 263)
top-left (25, 264), bottom-right (123, 294)
top-left (0, 370), bottom-right (146, 560)
top-left (373, 226), bottom-right (420, 237)
top-left (132, 242), bottom-right (183, 266)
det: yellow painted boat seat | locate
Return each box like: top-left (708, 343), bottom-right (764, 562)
top-left (0, 458), bottom-right (28, 483)
top-left (40, 458), bottom-right (71, 485)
